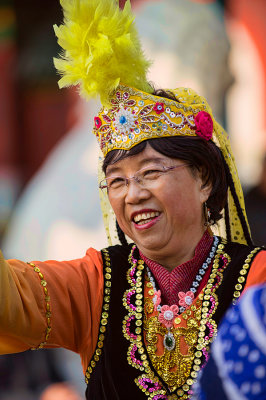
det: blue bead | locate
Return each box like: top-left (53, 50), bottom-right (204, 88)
top-left (119, 116), bottom-right (127, 124)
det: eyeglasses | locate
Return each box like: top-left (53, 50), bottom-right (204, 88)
top-left (99, 163), bottom-right (190, 196)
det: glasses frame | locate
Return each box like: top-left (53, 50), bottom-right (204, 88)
top-left (99, 163), bottom-right (190, 193)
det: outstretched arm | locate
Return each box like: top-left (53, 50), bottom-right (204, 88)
top-left (0, 248), bottom-right (104, 373)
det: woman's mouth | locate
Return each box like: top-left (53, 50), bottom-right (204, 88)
top-left (132, 211), bottom-right (161, 229)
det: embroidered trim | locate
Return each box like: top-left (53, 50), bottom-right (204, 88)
top-left (28, 262), bottom-right (51, 350)
top-left (122, 239), bottom-right (235, 399)
top-left (95, 86), bottom-right (206, 156)
top-left (85, 248), bottom-right (111, 384)
top-left (232, 247), bottom-right (261, 305)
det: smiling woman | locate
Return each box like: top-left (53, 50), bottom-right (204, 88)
top-left (103, 143), bottom-right (212, 269)
top-left (102, 133), bottom-right (227, 269)
top-left (0, 1), bottom-right (266, 399)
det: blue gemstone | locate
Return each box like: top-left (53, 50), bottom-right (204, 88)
top-left (119, 116), bottom-right (127, 124)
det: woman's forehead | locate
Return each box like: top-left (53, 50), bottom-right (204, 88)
top-left (106, 145), bottom-right (172, 175)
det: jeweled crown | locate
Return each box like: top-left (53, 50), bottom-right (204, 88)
top-left (94, 85), bottom-right (214, 156)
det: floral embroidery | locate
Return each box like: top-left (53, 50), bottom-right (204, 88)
top-left (158, 305), bottom-right (179, 328)
top-left (94, 116), bottom-right (102, 129)
top-left (178, 291), bottom-right (194, 308)
top-left (121, 239), bottom-right (240, 399)
top-left (93, 85), bottom-right (205, 156)
top-left (153, 102), bottom-right (165, 114)
top-left (153, 289), bottom-right (161, 310)
top-left (194, 111), bottom-right (213, 140)
top-left (113, 106), bottom-right (138, 135)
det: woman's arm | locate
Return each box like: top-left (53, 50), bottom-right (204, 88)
top-left (245, 250), bottom-right (266, 290)
top-left (0, 248), bottom-right (104, 371)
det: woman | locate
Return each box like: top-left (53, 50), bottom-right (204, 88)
top-left (0, 1), bottom-right (265, 399)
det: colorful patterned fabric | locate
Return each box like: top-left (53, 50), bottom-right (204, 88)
top-left (192, 285), bottom-right (266, 400)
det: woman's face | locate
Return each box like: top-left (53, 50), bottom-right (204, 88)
top-left (106, 144), bottom-right (212, 264)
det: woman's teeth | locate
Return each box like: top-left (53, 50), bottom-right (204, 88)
top-left (133, 211), bottom-right (160, 224)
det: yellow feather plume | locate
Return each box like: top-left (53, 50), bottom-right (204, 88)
top-left (54, 0), bottom-right (152, 106)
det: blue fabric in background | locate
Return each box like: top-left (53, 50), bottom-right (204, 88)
top-left (192, 285), bottom-right (266, 400)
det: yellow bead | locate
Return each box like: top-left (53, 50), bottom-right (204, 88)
top-left (240, 269), bottom-right (247, 275)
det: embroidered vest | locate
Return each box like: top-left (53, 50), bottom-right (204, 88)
top-left (85, 239), bottom-right (261, 400)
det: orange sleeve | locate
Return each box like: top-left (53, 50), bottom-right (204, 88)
top-left (0, 248), bottom-right (104, 373)
top-left (244, 250), bottom-right (266, 291)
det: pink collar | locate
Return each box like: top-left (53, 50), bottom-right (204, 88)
top-left (139, 230), bottom-right (213, 305)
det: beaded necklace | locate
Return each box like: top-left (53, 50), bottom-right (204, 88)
top-left (144, 235), bottom-right (219, 351)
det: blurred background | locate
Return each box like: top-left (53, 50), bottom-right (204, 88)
top-left (0, 0), bottom-right (265, 398)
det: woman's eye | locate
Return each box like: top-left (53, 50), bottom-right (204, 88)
top-left (143, 169), bottom-right (162, 178)
top-left (109, 177), bottom-right (124, 188)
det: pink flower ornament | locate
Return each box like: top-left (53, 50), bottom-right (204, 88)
top-left (94, 116), bottom-right (102, 130)
top-left (153, 102), bottom-right (165, 115)
top-left (194, 111), bottom-right (213, 140)
top-left (178, 291), bottom-right (195, 308)
top-left (158, 305), bottom-right (179, 328)
top-left (153, 290), bottom-right (161, 310)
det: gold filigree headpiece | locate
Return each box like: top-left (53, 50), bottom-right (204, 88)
top-left (93, 85), bottom-right (214, 156)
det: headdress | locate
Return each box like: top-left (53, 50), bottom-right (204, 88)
top-left (54, 0), bottom-right (252, 246)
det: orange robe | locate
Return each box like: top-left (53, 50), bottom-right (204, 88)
top-left (0, 248), bottom-right (265, 375)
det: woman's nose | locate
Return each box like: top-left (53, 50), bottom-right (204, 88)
top-left (124, 179), bottom-right (150, 203)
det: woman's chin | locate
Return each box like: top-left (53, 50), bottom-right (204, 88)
top-left (134, 236), bottom-right (167, 255)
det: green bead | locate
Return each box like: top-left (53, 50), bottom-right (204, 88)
top-left (165, 336), bottom-right (173, 348)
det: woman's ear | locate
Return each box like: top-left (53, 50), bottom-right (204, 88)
top-left (200, 180), bottom-right (212, 203)
top-left (197, 167), bottom-right (212, 203)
